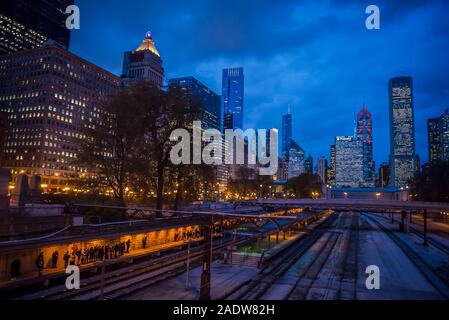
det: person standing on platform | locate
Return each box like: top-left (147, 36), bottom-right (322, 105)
top-left (51, 251), bottom-right (59, 268)
top-left (69, 252), bottom-right (76, 266)
top-left (99, 246), bottom-right (104, 261)
top-left (63, 251), bottom-right (70, 268)
top-left (142, 235), bottom-right (147, 249)
top-left (36, 253), bottom-right (44, 277)
top-left (126, 239), bottom-right (131, 253)
top-left (75, 249), bottom-right (81, 265)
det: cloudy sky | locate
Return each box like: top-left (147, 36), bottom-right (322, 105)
top-left (71, 0), bottom-right (449, 167)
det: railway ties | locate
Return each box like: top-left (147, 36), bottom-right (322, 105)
top-left (362, 213), bottom-right (449, 299)
top-left (227, 213), bottom-right (340, 300)
top-left (287, 212), bottom-right (359, 300)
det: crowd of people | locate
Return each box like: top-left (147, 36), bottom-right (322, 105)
top-left (62, 239), bottom-right (132, 268)
top-left (35, 239), bottom-right (132, 276)
top-left (33, 228), bottom-right (204, 277)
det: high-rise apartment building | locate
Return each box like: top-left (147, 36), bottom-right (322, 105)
top-left (0, 0), bottom-right (73, 55)
top-left (0, 45), bottom-right (121, 191)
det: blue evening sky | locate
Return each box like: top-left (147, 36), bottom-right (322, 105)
top-left (70, 0), bottom-right (449, 167)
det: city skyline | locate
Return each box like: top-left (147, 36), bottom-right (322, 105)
top-left (0, 1), bottom-right (449, 305)
top-left (69, 0), bottom-right (449, 167)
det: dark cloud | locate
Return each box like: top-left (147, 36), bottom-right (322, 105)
top-left (71, 0), bottom-right (449, 166)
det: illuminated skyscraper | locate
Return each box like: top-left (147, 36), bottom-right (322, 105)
top-left (327, 144), bottom-right (336, 186)
top-left (388, 76), bottom-right (416, 187)
top-left (287, 141), bottom-right (305, 179)
top-left (168, 77), bottom-right (221, 130)
top-left (0, 45), bottom-right (121, 191)
top-left (357, 105), bottom-right (374, 187)
top-left (168, 77), bottom-right (227, 187)
top-left (427, 108), bottom-right (449, 165)
top-left (221, 67), bottom-right (244, 130)
top-left (0, 0), bottom-right (73, 55)
top-left (122, 32), bottom-right (164, 88)
top-left (335, 136), bottom-right (363, 188)
top-left (441, 110), bottom-right (449, 161)
top-left (428, 118), bottom-right (440, 165)
top-left (282, 111), bottom-right (292, 158)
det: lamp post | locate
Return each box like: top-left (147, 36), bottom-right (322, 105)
top-left (259, 184), bottom-right (263, 199)
top-left (199, 217), bottom-right (213, 300)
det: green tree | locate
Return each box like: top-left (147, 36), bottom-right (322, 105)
top-left (76, 86), bottom-right (146, 205)
top-left (76, 81), bottom-right (205, 210)
top-left (285, 173), bottom-right (322, 198)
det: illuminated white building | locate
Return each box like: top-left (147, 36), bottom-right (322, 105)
top-left (335, 136), bottom-right (363, 188)
top-left (388, 76), bottom-right (416, 187)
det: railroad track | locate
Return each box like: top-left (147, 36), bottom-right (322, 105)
top-left (367, 212), bottom-right (449, 256)
top-left (362, 213), bottom-right (449, 299)
top-left (336, 213), bottom-right (359, 300)
top-left (223, 213), bottom-right (339, 300)
top-left (286, 231), bottom-right (340, 300)
top-left (409, 228), bottom-right (449, 256)
top-left (285, 212), bottom-right (359, 300)
top-left (26, 237), bottom-right (248, 300)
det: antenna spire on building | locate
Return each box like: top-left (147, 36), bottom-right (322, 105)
top-left (353, 112), bottom-right (357, 138)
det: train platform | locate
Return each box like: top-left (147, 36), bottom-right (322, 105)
top-left (0, 237), bottom-right (202, 292)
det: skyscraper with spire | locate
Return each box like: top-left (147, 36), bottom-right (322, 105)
top-left (282, 107), bottom-right (292, 157)
top-left (357, 104), bottom-right (375, 187)
top-left (281, 106), bottom-right (307, 178)
top-left (122, 31), bottom-right (164, 88)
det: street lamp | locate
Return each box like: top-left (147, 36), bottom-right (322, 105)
top-left (343, 192), bottom-right (348, 199)
top-left (259, 184), bottom-right (263, 199)
top-left (376, 192), bottom-right (381, 200)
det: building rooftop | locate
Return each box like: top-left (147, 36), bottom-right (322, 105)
top-left (332, 186), bottom-right (402, 193)
top-left (136, 31), bottom-right (160, 57)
